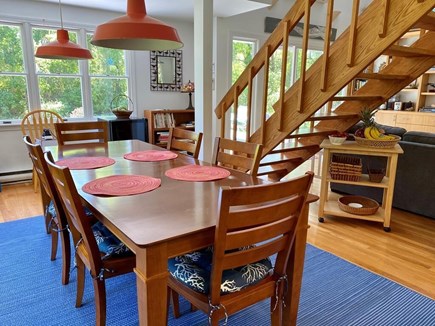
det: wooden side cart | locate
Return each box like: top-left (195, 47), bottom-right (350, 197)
top-left (318, 139), bottom-right (403, 232)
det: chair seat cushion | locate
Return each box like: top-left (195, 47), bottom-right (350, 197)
top-left (46, 200), bottom-right (93, 219)
top-left (92, 221), bottom-right (132, 259)
top-left (168, 246), bottom-right (272, 295)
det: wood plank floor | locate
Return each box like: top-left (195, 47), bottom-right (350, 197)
top-left (1, 179), bottom-right (434, 300)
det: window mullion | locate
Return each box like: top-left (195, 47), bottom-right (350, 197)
top-left (78, 28), bottom-right (92, 119)
top-left (21, 22), bottom-right (40, 111)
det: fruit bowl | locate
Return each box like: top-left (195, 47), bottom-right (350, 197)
top-left (354, 134), bottom-right (400, 149)
top-left (329, 135), bottom-right (347, 145)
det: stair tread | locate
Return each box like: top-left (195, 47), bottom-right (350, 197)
top-left (286, 127), bottom-right (335, 138)
top-left (383, 44), bottom-right (435, 57)
top-left (332, 95), bottom-right (384, 101)
top-left (270, 142), bottom-right (318, 154)
top-left (307, 112), bottom-right (359, 121)
top-left (356, 72), bottom-right (410, 80)
top-left (257, 166), bottom-right (289, 177)
top-left (413, 12), bottom-right (435, 31)
top-left (259, 153), bottom-right (303, 166)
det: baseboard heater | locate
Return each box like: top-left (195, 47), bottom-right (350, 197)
top-left (0, 170), bottom-right (33, 184)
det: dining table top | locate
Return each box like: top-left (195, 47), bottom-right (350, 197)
top-left (46, 139), bottom-right (266, 249)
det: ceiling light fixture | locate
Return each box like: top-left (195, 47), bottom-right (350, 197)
top-left (35, 0), bottom-right (93, 60)
top-left (91, 0), bottom-right (183, 51)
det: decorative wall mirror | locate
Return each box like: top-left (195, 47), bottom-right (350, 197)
top-left (150, 50), bottom-right (182, 91)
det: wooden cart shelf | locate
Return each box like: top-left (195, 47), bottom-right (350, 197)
top-left (318, 140), bottom-right (403, 232)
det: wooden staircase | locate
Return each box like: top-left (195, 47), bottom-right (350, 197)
top-left (214, 0), bottom-right (435, 180)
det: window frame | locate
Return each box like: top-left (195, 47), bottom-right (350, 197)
top-left (0, 20), bottom-right (129, 124)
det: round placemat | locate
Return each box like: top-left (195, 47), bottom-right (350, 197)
top-left (56, 157), bottom-right (115, 170)
top-left (165, 165), bottom-right (231, 182)
top-left (82, 175), bottom-right (161, 196)
top-left (124, 150), bottom-right (178, 162)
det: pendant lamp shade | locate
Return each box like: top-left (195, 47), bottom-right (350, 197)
top-left (35, 0), bottom-right (92, 60)
top-left (35, 29), bottom-right (93, 60)
top-left (91, 0), bottom-right (183, 51)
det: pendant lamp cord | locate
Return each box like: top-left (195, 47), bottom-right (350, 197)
top-left (58, 0), bottom-right (64, 29)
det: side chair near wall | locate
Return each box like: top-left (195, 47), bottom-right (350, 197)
top-left (45, 152), bottom-right (135, 326)
top-left (167, 127), bottom-right (203, 159)
top-left (21, 109), bottom-right (64, 192)
top-left (54, 121), bottom-right (109, 145)
top-left (211, 137), bottom-right (263, 177)
top-left (168, 171), bottom-right (314, 325)
top-left (23, 135), bottom-right (71, 285)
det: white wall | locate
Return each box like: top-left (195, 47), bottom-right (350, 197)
top-left (0, 0), bottom-right (194, 176)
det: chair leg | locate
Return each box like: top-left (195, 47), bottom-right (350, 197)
top-left (32, 168), bottom-right (39, 193)
top-left (75, 258), bottom-right (85, 308)
top-left (50, 228), bottom-right (58, 261)
top-left (60, 229), bottom-right (71, 285)
top-left (93, 278), bottom-right (107, 326)
top-left (270, 294), bottom-right (283, 326)
top-left (169, 288), bottom-right (180, 318)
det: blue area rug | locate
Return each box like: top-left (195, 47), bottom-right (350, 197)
top-left (0, 216), bottom-right (433, 325)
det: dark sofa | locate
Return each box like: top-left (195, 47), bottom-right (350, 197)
top-left (331, 127), bottom-right (435, 219)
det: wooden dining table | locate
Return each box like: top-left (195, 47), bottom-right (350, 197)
top-left (46, 139), bottom-right (316, 326)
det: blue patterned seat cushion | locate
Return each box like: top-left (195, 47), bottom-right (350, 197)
top-left (46, 200), bottom-right (94, 219)
top-left (168, 246), bottom-right (272, 294)
top-left (47, 201), bottom-right (131, 259)
top-left (92, 221), bottom-right (132, 259)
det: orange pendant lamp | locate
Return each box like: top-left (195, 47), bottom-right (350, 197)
top-left (91, 0), bottom-right (183, 51)
top-left (35, 0), bottom-right (92, 60)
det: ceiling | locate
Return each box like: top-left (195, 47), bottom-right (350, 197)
top-left (33, 0), bottom-right (274, 21)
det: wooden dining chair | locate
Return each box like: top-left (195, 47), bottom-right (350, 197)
top-left (23, 135), bottom-right (72, 285)
top-left (166, 127), bottom-right (203, 159)
top-left (21, 109), bottom-right (64, 192)
top-left (211, 137), bottom-right (263, 176)
top-left (168, 171), bottom-right (314, 325)
top-left (45, 151), bottom-right (135, 326)
top-left (54, 121), bottom-right (109, 145)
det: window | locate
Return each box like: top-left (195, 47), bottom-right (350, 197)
top-left (0, 21), bottom-right (128, 122)
top-left (33, 27), bottom-right (84, 118)
top-left (231, 38), bottom-right (256, 141)
top-left (87, 34), bottom-right (128, 116)
top-left (0, 24), bottom-right (29, 120)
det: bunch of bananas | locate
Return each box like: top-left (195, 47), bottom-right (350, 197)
top-left (363, 126), bottom-right (396, 140)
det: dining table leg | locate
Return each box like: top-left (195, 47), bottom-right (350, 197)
top-left (282, 196), bottom-right (317, 325)
top-left (134, 243), bottom-right (169, 326)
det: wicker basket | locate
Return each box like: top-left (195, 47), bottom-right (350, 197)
top-left (354, 134), bottom-right (400, 149)
top-left (367, 167), bottom-right (385, 183)
top-left (329, 155), bottom-right (362, 182)
top-left (338, 195), bottom-right (380, 215)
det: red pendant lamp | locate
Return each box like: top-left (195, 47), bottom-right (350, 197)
top-left (91, 0), bottom-right (183, 51)
top-left (35, 0), bottom-right (92, 60)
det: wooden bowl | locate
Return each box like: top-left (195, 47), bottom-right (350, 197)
top-left (338, 195), bottom-right (379, 215)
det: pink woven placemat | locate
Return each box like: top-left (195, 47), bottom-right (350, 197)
top-left (124, 150), bottom-right (178, 162)
top-left (165, 165), bottom-right (231, 182)
top-left (56, 157), bottom-right (115, 170)
top-left (82, 175), bottom-right (161, 196)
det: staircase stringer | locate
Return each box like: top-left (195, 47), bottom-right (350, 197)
top-left (246, 0), bottom-right (435, 155)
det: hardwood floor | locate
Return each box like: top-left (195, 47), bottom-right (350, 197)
top-left (1, 179), bottom-right (434, 300)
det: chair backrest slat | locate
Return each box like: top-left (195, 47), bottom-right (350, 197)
top-left (21, 110), bottom-right (64, 142)
top-left (212, 137), bottom-right (262, 176)
top-left (166, 128), bottom-right (203, 159)
top-left (55, 121), bottom-right (109, 145)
